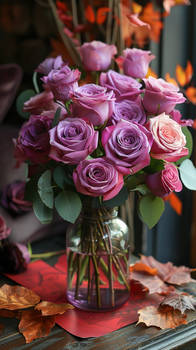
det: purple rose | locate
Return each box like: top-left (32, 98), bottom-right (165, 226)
top-left (73, 158), bottom-right (124, 201)
top-left (102, 120), bottom-right (153, 175)
top-left (42, 65), bottom-right (81, 102)
top-left (71, 84), bottom-right (115, 126)
top-left (49, 118), bottom-right (98, 164)
top-left (146, 163), bottom-right (182, 197)
top-left (0, 216), bottom-right (11, 240)
top-left (14, 115), bottom-right (52, 166)
top-left (143, 77), bottom-right (186, 115)
top-left (79, 41), bottom-right (117, 71)
top-left (170, 109), bottom-right (193, 127)
top-left (111, 99), bottom-right (146, 125)
top-left (100, 70), bottom-right (142, 101)
top-left (1, 181), bottom-right (32, 216)
top-left (122, 48), bottom-right (155, 79)
top-left (35, 55), bottom-right (65, 75)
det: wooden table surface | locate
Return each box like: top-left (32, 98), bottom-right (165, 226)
top-left (0, 234), bottom-right (196, 350)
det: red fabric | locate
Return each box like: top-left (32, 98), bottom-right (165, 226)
top-left (6, 256), bottom-right (162, 338)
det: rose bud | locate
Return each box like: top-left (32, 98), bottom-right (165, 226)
top-left (79, 41), bottom-right (117, 71)
top-left (35, 55), bottom-right (65, 75)
top-left (121, 48), bottom-right (155, 79)
top-left (146, 163), bottom-right (182, 197)
top-left (1, 181), bottom-right (32, 216)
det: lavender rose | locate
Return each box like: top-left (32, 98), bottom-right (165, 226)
top-left (79, 41), bottom-right (117, 71)
top-left (1, 181), bottom-right (32, 216)
top-left (143, 77), bottom-right (186, 114)
top-left (146, 163), bottom-right (182, 197)
top-left (102, 120), bottom-right (153, 175)
top-left (14, 114), bottom-right (52, 166)
top-left (0, 216), bottom-right (11, 240)
top-left (122, 48), bottom-right (155, 79)
top-left (146, 113), bottom-right (188, 162)
top-left (100, 70), bottom-right (142, 101)
top-left (71, 84), bottom-right (115, 126)
top-left (42, 64), bottom-right (81, 102)
top-left (73, 158), bottom-right (124, 201)
top-left (111, 99), bottom-right (146, 125)
top-left (49, 118), bottom-right (98, 164)
top-left (36, 55), bottom-right (65, 75)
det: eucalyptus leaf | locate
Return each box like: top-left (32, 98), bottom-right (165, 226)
top-left (126, 173), bottom-right (145, 190)
top-left (139, 195), bottom-right (165, 229)
top-left (32, 71), bottom-right (40, 94)
top-left (103, 187), bottom-right (129, 208)
top-left (33, 192), bottom-right (53, 224)
top-left (16, 89), bottom-right (35, 119)
top-left (53, 166), bottom-right (74, 189)
top-left (176, 127), bottom-right (193, 165)
top-left (55, 191), bottom-right (82, 223)
top-left (179, 159), bottom-right (196, 190)
top-left (52, 107), bottom-right (61, 127)
top-left (38, 170), bottom-right (54, 209)
top-left (144, 158), bottom-right (164, 174)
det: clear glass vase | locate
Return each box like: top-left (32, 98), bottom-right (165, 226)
top-left (66, 202), bottom-right (131, 311)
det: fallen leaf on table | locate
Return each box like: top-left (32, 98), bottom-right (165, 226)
top-left (161, 292), bottom-right (196, 314)
top-left (130, 262), bottom-right (157, 275)
top-left (18, 309), bottom-right (55, 344)
top-left (0, 284), bottom-right (40, 310)
top-left (131, 271), bottom-right (174, 295)
top-left (35, 301), bottom-right (74, 316)
top-left (137, 305), bottom-right (187, 329)
top-left (0, 309), bottom-right (20, 319)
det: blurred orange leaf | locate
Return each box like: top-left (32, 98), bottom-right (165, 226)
top-left (137, 305), bottom-right (187, 329)
top-left (19, 309), bottom-right (55, 344)
top-left (130, 262), bottom-right (157, 275)
top-left (165, 73), bottom-right (178, 87)
top-left (186, 86), bottom-right (196, 104)
top-left (140, 3), bottom-right (163, 43)
top-left (85, 5), bottom-right (95, 23)
top-left (185, 61), bottom-right (193, 83)
top-left (96, 7), bottom-right (110, 24)
top-left (146, 67), bottom-right (158, 79)
top-left (132, 1), bottom-right (143, 14)
top-left (35, 301), bottom-right (74, 316)
top-left (0, 284), bottom-right (40, 310)
top-left (176, 64), bottom-right (187, 86)
top-left (56, 1), bottom-right (67, 12)
top-left (165, 192), bottom-right (182, 215)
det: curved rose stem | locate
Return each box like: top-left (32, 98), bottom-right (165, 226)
top-left (75, 254), bottom-right (82, 299)
top-left (90, 227), bottom-right (101, 308)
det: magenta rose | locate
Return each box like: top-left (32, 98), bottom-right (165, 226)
top-left (102, 120), bottom-right (153, 175)
top-left (111, 99), bottom-right (146, 125)
top-left (36, 55), bottom-right (65, 75)
top-left (42, 64), bottom-right (81, 102)
top-left (143, 77), bottom-right (186, 114)
top-left (71, 84), bottom-right (115, 126)
top-left (0, 216), bottom-right (11, 240)
top-left (146, 163), bottom-right (182, 197)
top-left (145, 113), bottom-right (188, 162)
top-left (100, 70), bottom-right (142, 101)
top-left (73, 158), bottom-right (124, 201)
top-left (14, 114), bottom-right (52, 166)
top-left (122, 48), bottom-right (155, 79)
top-left (49, 118), bottom-right (98, 164)
top-left (1, 181), bottom-right (32, 216)
top-left (79, 41), bottom-right (117, 71)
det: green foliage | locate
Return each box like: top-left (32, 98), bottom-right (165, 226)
top-left (103, 187), bottom-right (129, 208)
top-left (55, 191), bottom-right (82, 223)
top-left (139, 194), bottom-right (165, 229)
top-left (52, 107), bottom-right (62, 127)
top-left (33, 192), bottom-right (53, 224)
top-left (38, 170), bottom-right (54, 209)
top-left (126, 173), bottom-right (145, 190)
top-left (179, 159), bottom-right (196, 190)
top-left (16, 89), bottom-right (35, 119)
top-left (53, 166), bottom-right (74, 189)
top-left (176, 127), bottom-right (193, 165)
top-left (144, 158), bottom-right (164, 174)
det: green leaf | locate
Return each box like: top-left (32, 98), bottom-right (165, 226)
top-left (144, 158), bottom-right (165, 174)
top-left (139, 195), bottom-right (165, 229)
top-left (176, 127), bottom-right (193, 165)
top-left (53, 166), bottom-right (74, 189)
top-left (133, 184), bottom-right (150, 196)
top-left (126, 173), bottom-right (145, 190)
top-left (103, 187), bottom-right (129, 208)
top-left (16, 89), bottom-right (36, 119)
top-left (38, 170), bottom-right (53, 209)
top-left (55, 191), bottom-right (82, 223)
top-left (33, 192), bottom-right (53, 224)
top-left (32, 72), bottom-right (40, 94)
top-left (24, 176), bottom-right (38, 202)
top-left (179, 159), bottom-right (196, 190)
top-left (52, 107), bottom-right (61, 127)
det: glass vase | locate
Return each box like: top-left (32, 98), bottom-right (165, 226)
top-left (66, 202), bottom-right (131, 311)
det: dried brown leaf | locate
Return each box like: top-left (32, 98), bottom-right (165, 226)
top-left (35, 301), bottom-right (74, 316)
top-left (19, 309), bottom-right (55, 344)
top-left (161, 292), bottom-right (196, 314)
top-left (131, 271), bottom-right (174, 295)
top-left (0, 284), bottom-right (40, 310)
top-left (137, 305), bottom-right (187, 329)
top-left (0, 309), bottom-right (20, 319)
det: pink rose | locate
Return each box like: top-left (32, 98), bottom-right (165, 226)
top-left (100, 70), bottom-right (142, 101)
top-left (122, 48), bottom-right (155, 79)
top-left (102, 120), bottom-right (153, 175)
top-left (170, 109), bottom-right (193, 127)
top-left (146, 163), bottom-right (182, 197)
top-left (49, 118), bottom-right (98, 164)
top-left (42, 65), bottom-right (81, 102)
top-left (143, 77), bottom-right (186, 114)
top-left (79, 41), bottom-right (117, 71)
top-left (36, 55), bottom-right (65, 75)
top-left (73, 158), bottom-right (124, 201)
top-left (146, 113), bottom-right (188, 162)
top-left (71, 84), bottom-right (115, 126)
top-left (0, 216), bottom-right (11, 240)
